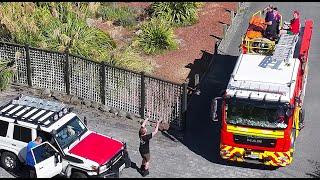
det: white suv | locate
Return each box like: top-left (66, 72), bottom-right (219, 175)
top-left (0, 95), bottom-right (130, 178)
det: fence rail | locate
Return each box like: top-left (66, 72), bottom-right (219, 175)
top-left (0, 41), bottom-right (187, 131)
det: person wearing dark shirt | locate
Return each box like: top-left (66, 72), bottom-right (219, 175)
top-left (138, 115), bottom-right (161, 177)
top-left (264, 5), bottom-right (278, 40)
top-left (273, 7), bottom-right (282, 34)
top-left (25, 136), bottom-right (42, 178)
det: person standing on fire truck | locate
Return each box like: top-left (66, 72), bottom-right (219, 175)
top-left (138, 114), bottom-right (161, 177)
top-left (280, 10), bottom-right (301, 35)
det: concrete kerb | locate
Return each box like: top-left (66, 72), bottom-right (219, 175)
top-left (217, 2), bottom-right (251, 55)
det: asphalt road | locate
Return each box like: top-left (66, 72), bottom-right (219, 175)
top-left (0, 2), bottom-right (319, 178)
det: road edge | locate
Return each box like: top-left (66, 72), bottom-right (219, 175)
top-left (217, 2), bottom-right (251, 55)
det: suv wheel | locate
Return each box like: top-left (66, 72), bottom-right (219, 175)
top-left (71, 171), bottom-right (87, 178)
top-left (1, 152), bottom-right (18, 171)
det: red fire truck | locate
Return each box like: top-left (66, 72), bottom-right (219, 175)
top-left (211, 16), bottom-right (313, 167)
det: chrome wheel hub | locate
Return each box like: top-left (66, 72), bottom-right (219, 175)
top-left (4, 156), bottom-right (15, 169)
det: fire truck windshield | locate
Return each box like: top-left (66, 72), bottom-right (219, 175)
top-left (226, 98), bottom-right (288, 129)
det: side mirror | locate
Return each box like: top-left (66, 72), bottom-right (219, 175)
top-left (51, 130), bottom-right (57, 135)
top-left (83, 116), bottom-right (87, 126)
top-left (54, 152), bottom-right (59, 163)
top-left (54, 152), bottom-right (62, 163)
top-left (285, 104), bottom-right (294, 117)
top-left (286, 109), bottom-right (293, 117)
top-left (59, 154), bottom-right (62, 163)
top-left (211, 97), bottom-right (222, 122)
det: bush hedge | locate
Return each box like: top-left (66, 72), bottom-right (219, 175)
top-left (150, 2), bottom-right (200, 27)
top-left (136, 18), bottom-right (178, 55)
top-left (0, 59), bottom-right (15, 91)
top-left (0, 2), bottom-right (115, 62)
top-left (97, 4), bottom-right (138, 28)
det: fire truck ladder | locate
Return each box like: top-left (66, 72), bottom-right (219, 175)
top-left (271, 34), bottom-right (299, 68)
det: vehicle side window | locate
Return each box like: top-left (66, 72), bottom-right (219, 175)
top-left (0, 120), bottom-right (9, 137)
top-left (13, 125), bottom-right (32, 143)
top-left (32, 143), bottom-right (57, 164)
top-left (36, 130), bottom-right (63, 153)
top-left (36, 130), bottom-right (52, 142)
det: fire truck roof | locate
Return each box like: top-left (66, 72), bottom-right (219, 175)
top-left (226, 53), bottom-right (300, 103)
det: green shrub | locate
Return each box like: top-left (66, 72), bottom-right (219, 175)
top-left (194, 2), bottom-right (205, 8)
top-left (0, 3), bottom-right (46, 46)
top-left (111, 46), bottom-right (153, 73)
top-left (0, 2), bottom-right (115, 61)
top-left (136, 18), bottom-right (178, 55)
top-left (41, 6), bottom-right (116, 61)
top-left (97, 4), bottom-right (138, 28)
top-left (150, 2), bottom-right (199, 27)
top-left (0, 2), bottom-right (153, 73)
top-left (0, 59), bottom-right (15, 91)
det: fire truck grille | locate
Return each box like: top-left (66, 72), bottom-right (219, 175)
top-left (233, 135), bottom-right (276, 148)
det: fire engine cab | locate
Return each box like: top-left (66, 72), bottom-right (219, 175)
top-left (212, 19), bottom-right (313, 167)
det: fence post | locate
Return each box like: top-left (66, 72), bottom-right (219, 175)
top-left (25, 44), bottom-right (32, 87)
top-left (214, 39), bottom-right (221, 54)
top-left (181, 82), bottom-right (188, 131)
top-left (237, 2), bottom-right (242, 14)
top-left (140, 72), bottom-right (146, 119)
top-left (64, 48), bottom-right (70, 95)
top-left (230, 10), bottom-right (235, 21)
top-left (223, 24), bottom-right (228, 38)
top-left (100, 61), bottom-right (106, 105)
top-left (194, 74), bottom-right (199, 87)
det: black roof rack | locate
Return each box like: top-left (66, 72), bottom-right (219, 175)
top-left (0, 95), bottom-right (70, 128)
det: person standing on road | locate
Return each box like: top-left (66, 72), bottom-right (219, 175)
top-left (138, 115), bottom-right (161, 177)
top-left (25, 136), bottom-right (42, 178)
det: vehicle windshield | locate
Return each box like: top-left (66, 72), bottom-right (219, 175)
top-left (226, 98), bottom-right (289, 129)
top-left (55, 116), bottom-right (87, 149)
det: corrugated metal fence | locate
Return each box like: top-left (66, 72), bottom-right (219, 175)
top-left (0, 41), bottom-right (187, 131)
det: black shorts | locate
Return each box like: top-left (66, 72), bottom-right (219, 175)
top-left (140, 152), bottom-right (150, 162)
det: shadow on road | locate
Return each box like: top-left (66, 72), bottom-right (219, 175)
top-left (185, 50), bottom-right (214, 89)
top-left (0, 165), bottom-right (30, 178)
top-left (0, 164), bottom-right (65, 178)
top-left (183, 51), bottom-right (236, 164)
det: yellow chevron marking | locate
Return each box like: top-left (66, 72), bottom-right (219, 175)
top-left (236, 157), bottom-right (244, 162)
top-left (230, 148), bottom-right (238, 155)
top-left (227, 125), bottom-right (284, 138)
top-left (220, 144), bottom-right (293, 167)
top-left (270, 153), bottom-right (281, 163)
top-left (278, 152), bottom-right (284, 157)
top-left (286, 152), bottom-right (293, 163)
